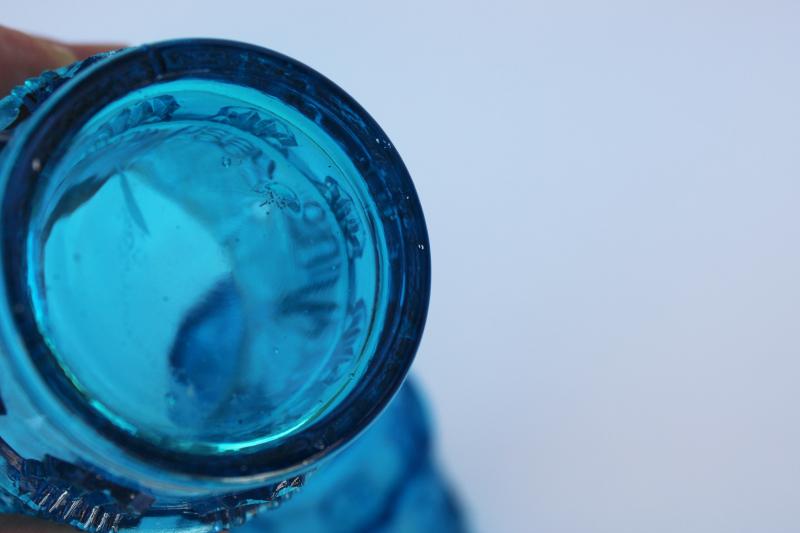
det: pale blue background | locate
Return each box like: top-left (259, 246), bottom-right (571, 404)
top-left (5, 1), bottom-right (800, 532)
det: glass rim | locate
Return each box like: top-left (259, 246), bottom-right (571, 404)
top-left (0, 39), bottom-right (431, 479)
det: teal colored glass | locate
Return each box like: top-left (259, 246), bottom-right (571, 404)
top-left (0, 40), bottom-right (462, 532)
top-left (240, 381), bottom-right (466, 533)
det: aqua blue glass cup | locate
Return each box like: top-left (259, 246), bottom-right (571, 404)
top-left (0, 39), bottom-right (431, 531)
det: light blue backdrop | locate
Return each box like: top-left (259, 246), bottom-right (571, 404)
top-left (5, 1), bottom-right (800, 532)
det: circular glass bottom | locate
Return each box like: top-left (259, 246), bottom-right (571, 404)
top-left (25, 80), bottom-right (385, 454)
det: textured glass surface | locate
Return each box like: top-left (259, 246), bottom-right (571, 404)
top-left (27, 79), bottom-right (385, 454)
top-left (0, 39), bottom-right (449, 532)
top-left (242, 381), bottom-right (467, 533)
top-left (0, 51), bottom-right (113, 136)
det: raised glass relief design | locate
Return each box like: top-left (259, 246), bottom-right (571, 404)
top-left (0, 434), bottom-right (304, 532)
top-left (0, 52), bottom-right (115, 134)
top-left (0, 437), bottom-right (155, 531)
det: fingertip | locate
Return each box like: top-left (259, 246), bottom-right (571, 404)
top-left (0, 26), bottom-right (126, 95)
top-left (0, 26), bottom-right (78, 94)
